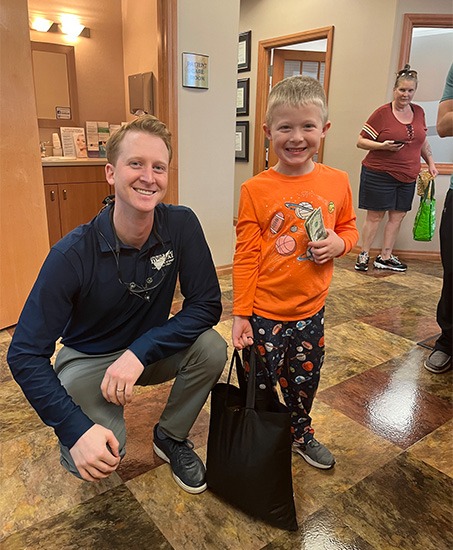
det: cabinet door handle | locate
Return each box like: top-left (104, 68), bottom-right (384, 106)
top-left (63, 189), bottom-right (67, 200)
top-left (50, 190), bottom-right (56, 201)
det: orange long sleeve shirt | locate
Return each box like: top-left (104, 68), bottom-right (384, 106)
top-left (233, 164), bottom-right (358, 321)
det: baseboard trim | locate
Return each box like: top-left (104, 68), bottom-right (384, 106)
top-left (351, 246), bottom-right (440, 262)
top-left (216, 264), bottom-right (232, 276)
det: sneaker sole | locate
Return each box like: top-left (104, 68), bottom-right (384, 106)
top-left (373, 262), bottom-right (406, 272)
top-left (292, 446), bottom-right (335, 470)
top-left (354, 265), bottom-right (368, 271)
top-left (153, 443), bottom-right (207, 494)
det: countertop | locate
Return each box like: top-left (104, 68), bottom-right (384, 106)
top-left (42, 157), bottom-right (108, 167)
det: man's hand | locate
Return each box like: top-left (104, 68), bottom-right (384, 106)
top-left (308, 228), bottom-right (345, 264)
top-left (100, 349), bottom-right (144, 405)
top-left (69, 424), bottom-right (121, 482)
top-left (232, 315), bottom-right (254, 350)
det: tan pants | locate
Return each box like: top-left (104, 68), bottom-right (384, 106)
top-left (54, 329), bottom-right (227, 478)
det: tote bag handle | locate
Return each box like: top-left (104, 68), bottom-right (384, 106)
top-left (225, 347), bottom-right (264, 410)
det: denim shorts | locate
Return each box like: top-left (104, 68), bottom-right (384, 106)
top-left (358, 165), bottom-right (416, 212)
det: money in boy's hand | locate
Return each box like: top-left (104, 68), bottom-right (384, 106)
top-left (305, 207), bottom-right (327, 241)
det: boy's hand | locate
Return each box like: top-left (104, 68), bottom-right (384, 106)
top-left (69, 424), bottom-right (121, 482)
top-left (308, 228), bottom-right (345, 264)
top-left (232, 315), bottom-right (254, 350)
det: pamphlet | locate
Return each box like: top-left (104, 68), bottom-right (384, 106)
top-left (98, 122), bottom-right (110, 158)
top-left (86, 121), bottom-right (100, 158)
top-left (60, 127), bottom-right (85, 158)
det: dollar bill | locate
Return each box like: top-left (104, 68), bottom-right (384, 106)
top-left (305, 207), bottom-right (327, 241)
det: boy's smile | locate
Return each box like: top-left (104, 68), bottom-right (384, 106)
top-left (264, 103), bottom-right (330, 176)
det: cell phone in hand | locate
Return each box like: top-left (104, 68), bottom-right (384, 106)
top-left (393, 140), bottom-right (407, 145)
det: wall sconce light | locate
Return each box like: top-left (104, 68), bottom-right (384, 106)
top-left (30, 17), bottom-right (54, 33)
top-left (29, 14), bottom-right (90, 38)
top-left (59, 15), bottom-right (89, 38)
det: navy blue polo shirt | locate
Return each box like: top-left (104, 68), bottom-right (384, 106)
top-left (8, 203), bottom-right (222, 448)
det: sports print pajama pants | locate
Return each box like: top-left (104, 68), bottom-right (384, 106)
top-left (244, 308), bottom-right (325, 443)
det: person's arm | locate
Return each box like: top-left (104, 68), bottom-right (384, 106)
top-left (127, 208), bottom-right (222, 367)
top-left (357, 106), bottom-right (404, 152)
top-left (357, 135), bottom-right (403, 152)
top-left (232, 185), bottom-right (262, 318)
top-left (310, 174), bottom-right (359, 265)
top-left (421, 138), bottom-right (439, 178)
top-left (7, 249), bottom-right (95, 449)
top-left (436, 98), bottom-right (453, 138)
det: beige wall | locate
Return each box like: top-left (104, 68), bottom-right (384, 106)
top-left (178, 0), bottom-right (240, 268)
top-left (28, 0), bottom-right (127, 143)
top-left (0, 0), bottom-right (50, 328)
top-left (121, 0), bottom-right (158, 123)
top-left (236, 0), bottom-right (452, 255)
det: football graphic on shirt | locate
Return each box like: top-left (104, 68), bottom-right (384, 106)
top-left (270, 211), bottom-right (285, 234)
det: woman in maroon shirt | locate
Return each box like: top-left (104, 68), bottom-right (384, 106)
top-left (354, 65), bottom-right (438, 272)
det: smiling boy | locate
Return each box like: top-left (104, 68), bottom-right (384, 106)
top-left (232, 76), bottom-right (358, 469)
top-left (8, 115), bottom-right (227, 493)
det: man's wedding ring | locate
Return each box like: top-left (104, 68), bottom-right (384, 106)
top-left (116, 388), bottom-right (125, 392)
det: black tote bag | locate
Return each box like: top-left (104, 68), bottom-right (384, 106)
top-left (206, 348), bottom-right (298, 531)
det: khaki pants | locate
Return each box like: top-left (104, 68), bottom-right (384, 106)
top-left (54, 329), bottom-right (227, 478)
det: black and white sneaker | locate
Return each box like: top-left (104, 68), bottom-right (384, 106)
top-left (373, 254), bottom-right (407, 272)
top-left (153, 424), bottom-right (207, 494)
top-left (355, 251), bottom-right (369, 271)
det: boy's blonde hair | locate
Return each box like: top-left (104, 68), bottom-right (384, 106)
top-left (266, 75), bottom-right (328, 126)
top-left (106, 115), bottom-right (173, 165)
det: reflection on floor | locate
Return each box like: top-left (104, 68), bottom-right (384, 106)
top-left (1, 253), bottom-right (452, 549)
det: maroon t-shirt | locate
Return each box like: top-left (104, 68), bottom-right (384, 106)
top-left (360, 102), bottom-right (427, 182)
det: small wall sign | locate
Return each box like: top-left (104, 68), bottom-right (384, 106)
top-left (182, 52), bottom-right (209, 89)
top-left (56, 106), bottom-right (71, 120)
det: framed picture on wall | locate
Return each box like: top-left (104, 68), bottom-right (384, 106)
top-left (238, 31), bottom-right (251, 72)
top-left (235, 121), bottom-right (249, 162)
top-left (236, 78), bottom-right (250, 116)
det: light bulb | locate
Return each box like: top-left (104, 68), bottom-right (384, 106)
top-left (30, 17), bottom-right (53, 32)
top-left (60, 15), bottom-right (84, 37)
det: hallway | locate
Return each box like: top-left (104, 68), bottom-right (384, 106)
top-left (1, 253), bottom-right (452, 549)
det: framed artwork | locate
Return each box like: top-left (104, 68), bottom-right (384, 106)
top-left (238, 31), bottom-right (251, 73)
top-left (236, 78), bottom-right (250, 116)
top-left (235, 121), bottom-right (249, 162)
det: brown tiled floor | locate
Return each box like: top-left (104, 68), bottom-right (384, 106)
top-left (1, 253), bottom-right (452, 549)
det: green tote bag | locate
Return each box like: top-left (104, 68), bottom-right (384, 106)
top-left (413, 179), bottom-right (436, 242)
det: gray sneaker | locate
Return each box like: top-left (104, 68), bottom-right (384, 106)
top-left (293, 438), bottom-right (335, 469)
top-left (424, 350), bottom-right (452, 374)
top-left (355, 251), bottom-right (369, 272)
top-left (153, 424), bottom-right (207, 494)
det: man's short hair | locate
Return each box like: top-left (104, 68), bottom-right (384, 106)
top-left (266, 75), bottom-right (328, 127)
top-left (106, 115), bottom-right (173, 165)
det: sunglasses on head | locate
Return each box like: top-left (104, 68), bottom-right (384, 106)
top-left (397, 68), bottom-right (418, 78)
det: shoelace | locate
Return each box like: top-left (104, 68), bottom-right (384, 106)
top-left (172, 439), bottom-right (198, 466)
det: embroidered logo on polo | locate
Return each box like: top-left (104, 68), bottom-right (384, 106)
top-left (150, 249), bottom-right (174, 270)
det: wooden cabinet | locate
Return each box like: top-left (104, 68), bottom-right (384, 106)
top-left (43, 164), bottom-right (111, 246)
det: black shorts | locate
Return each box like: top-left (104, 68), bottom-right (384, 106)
top-left (358, 165), bottom-right (416, 212)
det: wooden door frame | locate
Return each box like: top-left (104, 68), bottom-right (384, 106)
top-left (157, 0), bottom-right (179, 204)
top-left (253, 26), bottom-right (334, 175)
top-left (398, 13), bottom-right (453, 176)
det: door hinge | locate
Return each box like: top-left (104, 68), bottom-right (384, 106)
top-left (267, 64), bottom-right (273, 77)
